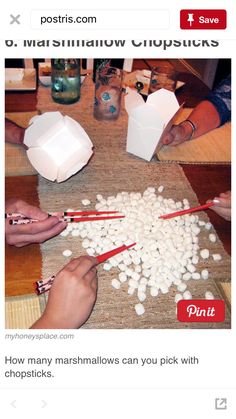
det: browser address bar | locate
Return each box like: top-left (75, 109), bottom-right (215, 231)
top-left (31, 9), bottom-right (169, 30)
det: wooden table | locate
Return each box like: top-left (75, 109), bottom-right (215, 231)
top-left (5, 67), bottom-right (231, 297)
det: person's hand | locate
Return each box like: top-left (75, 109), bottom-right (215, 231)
top-left (162, 122), bottom-right (193, 147)
top-left (5, 199), bottom-right (67, 247)
top-left (210, 191), bottom-right (231, 221)
top-left (5, 119), bottom-right (25, 146)
top-left (31, 256), bottom-right (98, 329)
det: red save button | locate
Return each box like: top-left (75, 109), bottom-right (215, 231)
top-left (180, 10), bottom-right (227, 30)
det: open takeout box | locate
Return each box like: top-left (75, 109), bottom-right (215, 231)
top-left (125, 88), bottom-right (183, 161)
top-left (24, 112), bottom-right (93, 182)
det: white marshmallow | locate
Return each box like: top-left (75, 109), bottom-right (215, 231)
top-left (212, 253), bottom-right (222, 261)
top-left (205, 222), bottom-right (212, 230)
top-left (192, 272), bottom-right (201, 280)
top-left (209, 233), bottom-right (216, 243)
top-left (205, 291), bottom-right (214, 300)
top-left (183, 290), bottom-right (192, 300)
top-left (201, 269), bottom-right (209, 280)
top-left (150, 286), bottom-right (159, 297)
top-left (127, 287), bottom-right (135, 295)
top-left (82, 199), bottom-right (91, 206)
top-left (138, 291), bottom-right (146, 302)
top-left (174, 293), bottom-right (183, 304)
top-left (177, 282), bottom-right (187, 292)
top-left (111, 279), bottom-right (121, 289)
top-left (119, 272), bottom-right (127, 283)
top-left (62, 249), bottom-right (72, 257)
top-left (135, 303), bottom-right (145, 316)
top-left (82, 239), bottom-right (90, 249)
top-left (103, 263), bottom-right (112, 271)
top-left (200, 249), bottom-right (210, 259)
top-left (183, 272), bottom-right (191, 281)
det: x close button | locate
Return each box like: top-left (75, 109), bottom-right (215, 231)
top-left (10, 14), bottom-right (21, 25)
top-left (180, 10), bottom-right (227, 30)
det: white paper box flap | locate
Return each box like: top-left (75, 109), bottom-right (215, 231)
top-left (125, 88), bottom-right (144, 115)
top-left (158, 103), bottom-right (185, 143)
top-left (147, 88), bottom-right (180, 123)
top-left (126, 118), bottom-right (163, 161)
top-left (64, 116), bottom-right (93, 148)
top-left (130, 105), bottom-right (164, 129)
top-left (27, 148), bottom-right (58, 181)
top-left (24, 112), bottom-right (64, 147)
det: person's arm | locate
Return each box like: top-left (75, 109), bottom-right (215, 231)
top-left (31, 256), bottom-right (98, 329)
top-left (162, 75), bottom-right (231, 147)
top-left (5, 119), bottom-right (25, 145)
top-left (162, 100), bottom-right (221, 146)
top-left (5, 199), bottom-right (67, 247)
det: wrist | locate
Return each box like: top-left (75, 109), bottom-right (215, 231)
top-left (18, 127), bottom-right (25, 144)
top-left (179, 119), bottom-right (196, 141)
top-left (30, 313), bottom-right (63, 329)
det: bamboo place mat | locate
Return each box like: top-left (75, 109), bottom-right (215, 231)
top-left (36, 78), bottom-right (231, 329)
top-left (5, 112), bottom-right (38, 176)
top-left (218, 282), bottom-right (231, 310)
top-left (157, 108), bottom-right (231, 164)
top-left (5, 294), bottom-right (42, 329)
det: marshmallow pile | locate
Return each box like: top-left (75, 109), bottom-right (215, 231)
top-left (60, 187), bottom-right (222, 316)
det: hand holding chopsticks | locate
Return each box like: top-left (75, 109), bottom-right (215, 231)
top-left (31, 255), bottom-right (99, 329)
top-left (5, 199), bottom-right (67, 247)
top-left (35, 242), bottom-right (136, 295)
top-left (6, 210), bottom-right (125, 225)
top-left (5, 210), bottom-right (120, 218)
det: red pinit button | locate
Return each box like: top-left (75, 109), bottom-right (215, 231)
top-left (180, 10), bottom-right (227, 30)
top-left (177, 300), bottom-right (225, 322)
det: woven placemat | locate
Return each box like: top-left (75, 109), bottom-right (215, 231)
top-left (36, 79), bottom-right (230, 329)
top-left (157, 108), bottom-right (231, 164)
top-left (5, 294), bottom-right (42, 329)
top-left (5, 112), bottom-right (38, 176)
top-left (217, 282), bottom-right (231, 310)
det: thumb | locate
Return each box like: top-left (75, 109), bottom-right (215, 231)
top-left (162, 132), bottom-right (174, 145)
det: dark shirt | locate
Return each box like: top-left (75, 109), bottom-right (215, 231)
top-left (206, 75), bottom-right (231, 125)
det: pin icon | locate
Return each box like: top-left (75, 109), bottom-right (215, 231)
top-left (187, 13), bottom-right (194, 26)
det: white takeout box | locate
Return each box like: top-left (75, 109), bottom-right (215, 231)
top-left (24, 112), bottom-right (93, 182)
top-left (5, 68), bottom-right (24, 82)
top-left (125, 88), bottom-right (182, 161)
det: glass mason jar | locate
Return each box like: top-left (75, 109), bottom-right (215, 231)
top-left (51, 59), bottom-right (80, 104)
top-left (92, 59), bottom-right (110, 82)
top-left (149, 65), bottom-right (177, 94)
top-left (94, 66), bottom-right (123, 121)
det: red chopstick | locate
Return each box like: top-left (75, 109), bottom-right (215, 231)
top-left (53, 211), bottom-right (119, 217)
top-left (96, 242), bottom-right (136, 263)
top-left (9, 214), bottom-right (125, 225)
top-left (35, 242), bottom-right (136, 295)
top-left (159, 202), bottom-right (214, 220)
top-left (5, 210), bottom-right (119, 219)
top-left (65, 215), bottom-right (125, 222)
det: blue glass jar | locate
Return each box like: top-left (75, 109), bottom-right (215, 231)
top-left (51, 59), bottom-right (80, 104)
